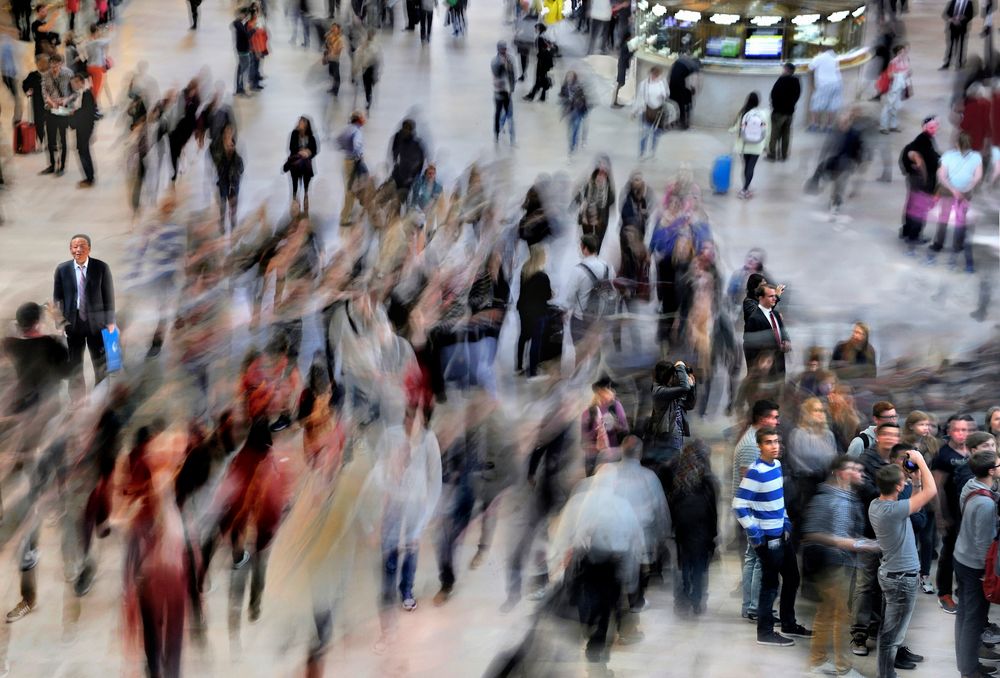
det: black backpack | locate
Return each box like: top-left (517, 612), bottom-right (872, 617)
top-left (579, 263), bottom-right (620, 319)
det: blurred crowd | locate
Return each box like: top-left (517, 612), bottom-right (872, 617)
top-left (0, 1), bottom-right (999, 678)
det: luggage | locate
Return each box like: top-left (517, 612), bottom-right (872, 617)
top-left (711, 154), bottom-right (732, 194)
top-left (14, 121), bottom-right (35, 154)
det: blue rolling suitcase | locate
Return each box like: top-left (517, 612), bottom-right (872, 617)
top-left (711, 154), bottom-right (732, 194)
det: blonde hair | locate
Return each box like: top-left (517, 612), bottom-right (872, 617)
top-left (798, 397), bottom-right (827, 432)
top-left (522, 243), bottom-right (547, 278)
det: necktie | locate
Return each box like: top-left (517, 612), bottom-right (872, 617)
top-left (77, 265), bottom-right (87, 321)
top-left (768, 311), bottom-right (781, 346)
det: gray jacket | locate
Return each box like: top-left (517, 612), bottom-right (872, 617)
top-left (955, 478), bottom-right (998, 570)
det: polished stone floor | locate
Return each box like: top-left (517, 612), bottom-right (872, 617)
top-left (0, 0), bottom-right (997, 675)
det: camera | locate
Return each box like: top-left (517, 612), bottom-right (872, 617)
top-left (902, 458), bottom-right (919, 472)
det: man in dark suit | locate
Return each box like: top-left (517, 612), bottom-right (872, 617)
top-left (53, 234), bottom-right (115, 401)
top-left (743, 282), bottom-right (790, 376)
top-left (69, 73), bottom-right (96, 188)
top-left (942, 0), bottom-right (975, 69)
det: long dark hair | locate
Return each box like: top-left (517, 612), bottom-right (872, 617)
top-left (738, 91), bottom-right (760, 121)
top-left (297, 115), bottom-right (314, 138)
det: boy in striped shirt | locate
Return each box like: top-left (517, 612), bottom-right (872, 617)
top-left (733, 427), bottom-right (811, 646)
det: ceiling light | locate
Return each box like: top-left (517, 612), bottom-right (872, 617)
top-left (674, 9), bottom-right (701, 22)
top-left (750, 16), bottom-right (782, 26)
top-left (710, 13), bottom-right (740, 25)
top-left (852, 6), bottom-right (866, 17)
top-left (828, 10), bottom-right (849, 22)
top-left (651, 4), bottom-right (666, 16)
top-left (791, 14), bottom-right (820, 25)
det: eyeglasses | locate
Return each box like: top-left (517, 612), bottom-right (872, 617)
top-left (877, 414), bottom-right (898, 420)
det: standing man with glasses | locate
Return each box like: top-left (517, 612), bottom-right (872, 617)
top-left (53, 234), bottom-right (115, 401)
top-left (869, 452), bottom-right (936, 678)
top-left (847, 401), bottom-right (897, 458)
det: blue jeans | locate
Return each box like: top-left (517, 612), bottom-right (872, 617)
top-left (235, 52), bottom-right (251, 93)
top-left (381, 501), bottom-right (419, 603)
top-left (741, 542), bottom-right (762, 616)
top-left (675, 548), bottom-right (709, 613)
top-left (639, 120), bottom-right (663, 157)
top-left (955, 560), bottom-right (989, 676)
top-left (568, 110), bottom-right (586, 153)
top-left (876, 569), bottom-right (918, 678)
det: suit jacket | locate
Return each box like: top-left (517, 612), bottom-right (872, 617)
top-left (743, 304), bottom-right (788, 375)
top-left (54, 257), bottom-right (115, 334)
top-left (71, 89), bottom-right (97, 138)
top-left (945, 0), bottom-right (976, 30)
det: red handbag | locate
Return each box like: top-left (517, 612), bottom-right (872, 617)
top-left (876, 69), bottom-right (890, 95)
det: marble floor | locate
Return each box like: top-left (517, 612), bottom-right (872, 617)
top-left (0, 0), bottom-right (997, 675)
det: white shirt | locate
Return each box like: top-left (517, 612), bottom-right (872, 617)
top-left (633, 76), bottom-right (669, 115)
top-left (589, 0), bottom-right (612, 21)
top-left (809, 50), bottom-right (842, 88)
top-left (563, 255), bottom-right (616, 319)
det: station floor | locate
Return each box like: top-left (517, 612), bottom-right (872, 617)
top-left (0, 0), bottom-right (997, 675)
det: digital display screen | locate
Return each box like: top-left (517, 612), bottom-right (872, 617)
top-left (706, 37), bottom-right (741, 58)
top-left (744, 30), bottom-right (783, 59)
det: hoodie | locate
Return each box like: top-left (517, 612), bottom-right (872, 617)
top-left (955, 478), bottom-right (998, 570)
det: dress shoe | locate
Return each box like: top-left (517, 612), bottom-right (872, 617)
top-left (898, 646), bottom-right (923, 663)
top-left (39, 166), bottom-right (55, 175)
top-left (77, 180), bottom-right (94, 188)
top-left (893, 656), bottom-right (917, 670)
top-left (979, 664), bottom-right (999, 676)
top-left (55, 167), bottom-right (64, 176)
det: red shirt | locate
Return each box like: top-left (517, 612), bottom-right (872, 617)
top-left (960, 97), bottom-right (992, 151)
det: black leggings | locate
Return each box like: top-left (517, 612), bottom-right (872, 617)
top-left (291, 172), bottom-right (312, 198)
top-left (362, 66), bottom-right (376, 108)
top-left (742, 153), bottom-right (759, 191)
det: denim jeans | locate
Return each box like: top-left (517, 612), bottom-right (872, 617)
top-left (568, 110), bottom-right (585, 153)
top-left (235, 52), bottom-right (251, 93)
top-left (876, 569), bottom-right (918, 678)
top-left (741, 542), bottom-right (762, 616)
top-left (674, 548), bottom-right (709, 613)
top-left (955, 560), bottom-right (990, 676)
top-left (639, 120), bottom-right (662, 157)
top-left (754, 538), bottom-right (800, 634)
top-left (381, 501), bottom-right (419, 603)
top-left (850, 549), bottom-right (883, 638)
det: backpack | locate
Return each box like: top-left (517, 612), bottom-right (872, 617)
top-left (741, 111), bottom-right (765, 144)
top-left (579, 262), bottom-right (620, 319)
top-left (962, 489), bottom-right (1000, 603)
top-left (855, 431), bottom-right (871, 451)
top-left (336, 126), bottom-right (357, 154)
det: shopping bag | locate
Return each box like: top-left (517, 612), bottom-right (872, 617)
top-left (102, 327), bottom-right (123, 373)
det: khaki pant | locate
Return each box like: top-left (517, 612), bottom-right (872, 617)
top-left (340, 157), bottom-right (356, 225)
top-left (810, 565), bottom-right (852, 671)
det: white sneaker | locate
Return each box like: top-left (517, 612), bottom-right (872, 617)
top-left (920, 575), bottom-right (935, 595)
top-left (984, 624), bottom-right (1000, 644)
top-left (837, 669), bottom-right (867, 678)
top-left (808, 661), bottom-right (837, 675)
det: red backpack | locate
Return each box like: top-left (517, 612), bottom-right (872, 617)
top-left (963, 489), bottom-right (1000, 604)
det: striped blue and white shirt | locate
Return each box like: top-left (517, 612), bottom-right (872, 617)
top-left (732, 457), bottom-right (790, 546)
